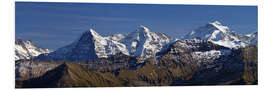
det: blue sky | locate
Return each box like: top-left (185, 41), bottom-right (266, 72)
top-left (15, 2), bottom-right (257, 50)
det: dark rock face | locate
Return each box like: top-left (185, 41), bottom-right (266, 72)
top-left (66, 31), bottom-right (99, 61)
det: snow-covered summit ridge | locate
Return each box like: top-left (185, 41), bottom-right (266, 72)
top-left (182, 21), bottom-right (257, 49)
top-left (36, 26), bottom-right (171, 61)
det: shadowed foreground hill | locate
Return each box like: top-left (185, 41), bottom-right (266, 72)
top-left (16, 62), bottom-right (124, 88)
top-left (16, 61), bottom-right (178, 87)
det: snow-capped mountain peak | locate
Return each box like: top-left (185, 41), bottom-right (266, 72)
top-left (211, 21), bottom-right (222, 25)
top-left (15, 38), bottom-right (51, 60)
top-left (89, 29), bottom-right (102, 37)
top-left (119, 26), bottom-right (171, 58)
top-left (209, 21), bottom-right (230, 33)
top-left (81, 29), bottom-right (106, 42)
top-left (182, 21), bottom-right (256, 49)
top-left (136, 25), bottom-right (151, 33)
top-left (36, 28), bottom-right (130, 61)
top-left (183, 21), bottom-right (230, 41)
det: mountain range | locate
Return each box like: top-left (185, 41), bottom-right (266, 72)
top-left (15, 21), bottom-right (257, 62)
top-left (15, 21), bottom-right (258, 87)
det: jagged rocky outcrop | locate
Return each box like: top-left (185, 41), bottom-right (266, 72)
top-left (15, 38), bottom-right (51, 60)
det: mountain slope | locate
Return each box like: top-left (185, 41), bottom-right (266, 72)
top-left (15, 38), bottom-right (51, 60)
